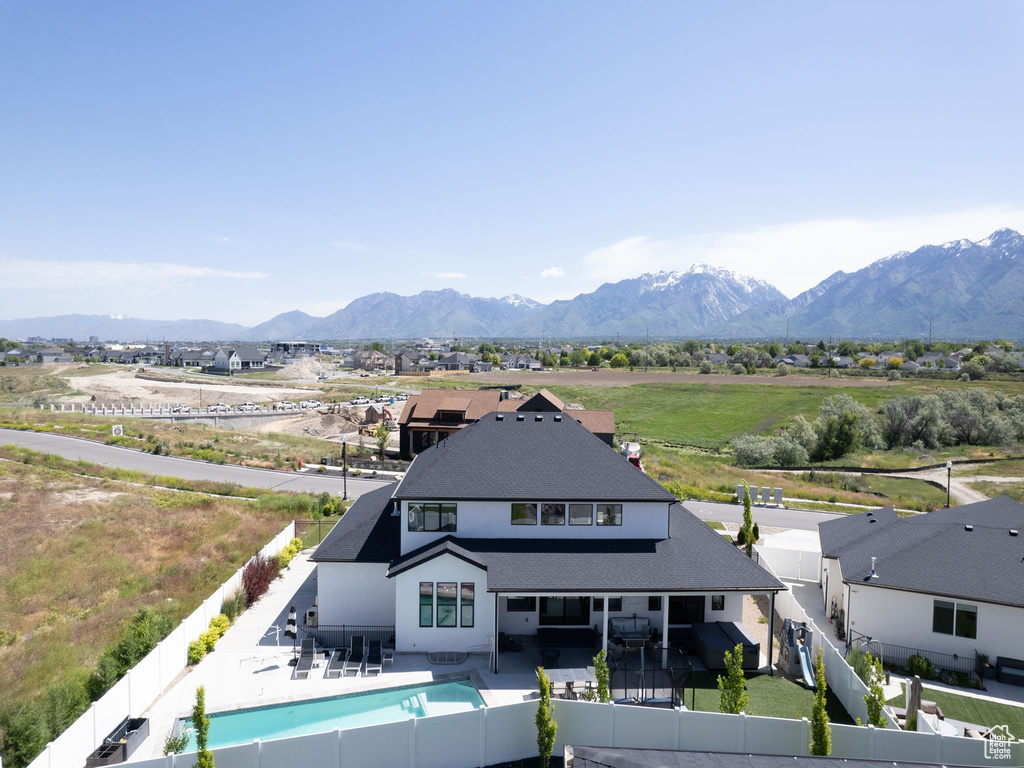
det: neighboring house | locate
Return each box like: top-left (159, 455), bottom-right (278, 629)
top-left (271, 341), bottom-right (320, 359)
top-left (899, 360), bottom-right (920, 372)
top-left (438, 352), bottom-right (481, 371)
top-left (707, 353), bottom-right (730, 365)
top-left (134, 346), bottom-right (164, 366)
top-left (213, 346), bottom-right (266, 372)
top-left (37, 346), bottom-right (73, 364)
top-left (819, 498), bottom-right (1024, 664)
top-left (500, 353), bottom-right (542, 370)
top-left (395, 350), bottom-right (440, 374)
top-left (497, 388), bottom-right (616, 447)
top-left (311, 413), bottom-right (783, 667)
top-left (779, 354), bottom-right (811, 368)
top-left (169, 348), bottom-right (216, 367)
top-left (830, 356), bottom-right (855, 369)
top-left (353, 350), bottom-right (390, 371)
top-left (397, 389), bottom-right (503, 455)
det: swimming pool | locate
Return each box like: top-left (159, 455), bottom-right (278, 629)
top-left (180, 679), bottom-right (484, 751)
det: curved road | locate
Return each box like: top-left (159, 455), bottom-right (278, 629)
top-left (0, 428), bottom-right (392, 497)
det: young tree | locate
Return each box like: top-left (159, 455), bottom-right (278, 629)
top-left (717, 644), bottom-right (749, 714)
top-left (535, 668), bottom-right (558, 768)
top-left (862, 652), bottom-right (887, 728)
top-left (593, 649), bottom-right (611, 703)
top-left (373, 423), bottom-right (390, 459)
top-left (735, 483), bottom-right (759, 556)
top-left (193, 685), bottom-right (215, 768)
top-left (810, 649), bottom-right (831, 756)
top-left (609, 353), bottom-right (628, 368)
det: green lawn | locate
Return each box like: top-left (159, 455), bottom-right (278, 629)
top-left (969, 481), bottom-right (1024, 504)
top-left (856, 476), bottom-right (950, 510)
top-left (687, 672), bottom-right (854, 724)
top-left (705, 520), bottom-right (726, 530)
top-left (887, 688), bottom-right (1024, 734)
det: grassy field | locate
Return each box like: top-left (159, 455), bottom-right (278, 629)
top-left (969, 481), bottom-right (1024, 504)
top-left (887, 688), bottom-right (1024, 734)
top-left (0, 460), bottom-right (306, 708)
top-left (687, 671), bottom-right (854, 724)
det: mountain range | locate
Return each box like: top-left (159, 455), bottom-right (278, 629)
top-left (3, 229), bottom-right (1023, 341)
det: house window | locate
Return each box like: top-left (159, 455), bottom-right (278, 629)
top-left (711, 595), bottom-right (725, 611)
top-left (933, 600), bottom-right (977, 639)
top-left (541, 503), bottom-right (566, 526)
top-left (437, 583), bottom-right (457, 628)
top-left (593, 597), bottom-right (622, 612)
top-left (539, 597), bottom-right (590, 626)
top-left (648, 596), bottom-right (662, 612)
top-left (506, 597), bottom-right (536, 612)
top-left (407, 503), bottom-right (457, 532)
top-left (596, 504), bottom-right (622, 526)
top-left (461, 583), bottom-right (475, 627)
top-left (419, 582), bottom-right (433, 627)
top-left (511, 503), bottom-right (538, 525)
top-left (569, 504), bottom-right (593, 525)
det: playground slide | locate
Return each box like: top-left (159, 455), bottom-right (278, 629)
top-left (797, 644), bottom-right (815, 688)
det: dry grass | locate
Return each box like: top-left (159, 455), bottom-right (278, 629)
top-left (0, 460), bottom-right (299, 706)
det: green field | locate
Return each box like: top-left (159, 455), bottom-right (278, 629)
top-left (969, 481), bottom-right (1024, 504)
top-left (687, 672), bottom-right (854, 724)
top-left (887, 688), bottom-right (1024, 734)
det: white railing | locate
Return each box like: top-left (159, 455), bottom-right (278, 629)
top-left (122, 698), bottom-right (1021, 768)
top-left (755, 545), bottom-right (821, 582)
top-left (27, 523), bottom-right (296, 768)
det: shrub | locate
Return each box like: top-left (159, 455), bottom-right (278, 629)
top-left (732, 363), bottom-right (745, 375)
top-left (208, 614), bottom-right (230, 638)
top-left (907, 654), bottom-right (934, 679)
top-left (42, 677), bottom-right (90, 738)
top-left (887, 370), bottom-right (901, 381)
top-left (278, 541), bottom-right (299, 568)
top-left (163, 725), bottom-right (189, 756)
top-left (199, 629), bottom-right (219, 653)
top-left (717, 644), bottom-right (749, 714)
top-left (699, 361), bottom-right (713, 374)
top-left (241, 552), bottom-right (280, 607)
top-left (220, 588), bottom-right (246, 622)
top-left (732, 434), bottom-right (776, 466)
top-left (187, 639), bottom-right (206, 665)
top-left (88, 607), bottom-right (173, 698)
top-left (776, 362), bottom-right (789, 376)
top-left (0, 703), bottom-right (49, 768)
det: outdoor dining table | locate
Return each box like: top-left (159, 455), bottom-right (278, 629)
top-left (544, 667), bottom-right (594, 684)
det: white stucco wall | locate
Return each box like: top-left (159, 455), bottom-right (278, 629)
top-left (847, 584), bottom-right (1024, 661)
top-left (821, 557), bottom-right (845, 620)
top-left (399, 499), bottom-right (670, 554)
top-left (393, 554), bottom-right (494, 652)
top-left (316, 562), bottom-right (396, 626)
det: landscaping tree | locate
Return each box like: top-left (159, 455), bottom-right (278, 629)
top-left (736, 483), bottom-right (759, 557)
top-left (862, 652), bottom-right (887, 728)
top-left (810, 648), bottom-right (831, 756)
top-left (535, 668), bottom-right (558, 768)
top-left (609, 352), bottom-right (628, 368)
top-left (192, 685), bottom-right (214, 768)
top-left (593, 649), bottom-right (611, 703)
top-left (373, 423), bottom-right (390, 459)
top-left (717, 644), bottom-right (749, 714)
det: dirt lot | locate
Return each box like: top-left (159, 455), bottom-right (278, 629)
top-left (446, 369), bottom-right (895, 388)
top-left (63, 370), bottom-right (318, 407)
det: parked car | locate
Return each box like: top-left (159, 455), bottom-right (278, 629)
top-left (300, 400), bottom-right (322, 409)
top-left (359, 372), bottom-right (371, 378)
top-left (236, 402), bottom-right (259, 412)
top-left (209, 403), bottom-right (232, 412)
top-left (274, 400), bottom-right (297, 410)
top-left (374, 395), bottom-right (391, 403)
top-left (349, 396), bottom-right (371, 405)
top-left (394, 394), bottom-right (408, 401)
top-left (171, 404), bottom-right (191, 414)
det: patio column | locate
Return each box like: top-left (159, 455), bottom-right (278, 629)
top-left (768, 591), bottom-right (776, 676)
top-left (601, 595), bottom-right (609, 653)
top-left (661, 595), bottom-right (669, 668)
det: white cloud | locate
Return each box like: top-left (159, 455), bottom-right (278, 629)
top-left (421, 271), bottom-right (471, 279)
top-left (209, 236), bottom-right (232, 245)
top-left (540, 266), bottom-right (566, 278)
top-left (0, 259), bottom-right (268, 288)
top-left (332, 241), bottom-right (377, 254)
top-left (582, 205), bottom-right (1024, 297)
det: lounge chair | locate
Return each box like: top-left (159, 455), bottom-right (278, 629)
top-left (325, 646), bottom-right (349, 679)
top-left (365, 640), bottom-right (383, 676)
top-left (294, 637), bottom-right (315, 680)
top-left (343, 636), bottom-right (366, 676)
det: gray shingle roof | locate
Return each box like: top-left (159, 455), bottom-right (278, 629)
top-left (388, 504), bottom-right (783, 593)
top-left (310, 483), bottom-right (399, 563)
top-left (820, 497), bottom-right (1024, 607)
top-left (395, 412), bottom-right (676, 503)
top-left (818, 506), bottom-right (900, 557)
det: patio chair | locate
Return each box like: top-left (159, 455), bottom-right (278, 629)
top-left (365, 640), bottom-right (383, 676)
top-left (293, 637), bottom-right (315, 680)
top-left (325, 646), bottom-right (349, 679)
top-left (343, 636), bottom-right (366, 676)
top-left (382, 646), bottom-right (395, 666)
top-left (550, 680), bottom-right (568, 698)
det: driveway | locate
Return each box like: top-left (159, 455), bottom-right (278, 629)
top-left (681, 500), bottom-right (843, 531)
top-left (0, 428), bottom-right (392, 497)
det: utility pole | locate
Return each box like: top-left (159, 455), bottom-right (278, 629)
top-left (646, 325), bottom-right (650, 372)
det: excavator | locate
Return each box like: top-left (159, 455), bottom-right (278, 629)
top-left (360, 406), bottom-right (398, 436)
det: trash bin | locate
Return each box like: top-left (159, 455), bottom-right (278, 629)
top-left (321, 456), bottom-right (331, 466)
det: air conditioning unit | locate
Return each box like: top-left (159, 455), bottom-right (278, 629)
top-left (305, 608), bottom-right (318, 628)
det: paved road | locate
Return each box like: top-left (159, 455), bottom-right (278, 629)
top-left (0, 428), bottom-right (392, 497)
top-left (682, 500), bottom-right (843, 531)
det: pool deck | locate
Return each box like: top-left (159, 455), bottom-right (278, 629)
top-left (131, 552), bottom-right (542, 761)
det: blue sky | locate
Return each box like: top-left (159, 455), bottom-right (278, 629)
top-left (2, 1), bottom-right (1023, 324)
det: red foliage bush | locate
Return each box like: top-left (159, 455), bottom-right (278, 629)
top-left (241, 553), bottom-right (280, 607)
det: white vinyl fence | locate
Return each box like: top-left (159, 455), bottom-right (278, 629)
top-left (27, 523), bottom-right (296, 768)
top-left (755, 545), bottom-right (821, 582)
top-left (123, 697), bottom-right (1021, 768)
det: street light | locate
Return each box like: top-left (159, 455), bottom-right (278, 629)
top-left (342, 435), bottom-right (348, 501)
top-left (946, 460), bottom-right (953, 508)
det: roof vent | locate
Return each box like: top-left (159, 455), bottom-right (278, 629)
top-left (965, 524), bottom-right (974, 532)
top-left (535, 414), bottom-right (543, 422)
top-left (869, 518), bottom-right (876, 524)
top-left (515, 415), bottom-right (525, 421)
top-left (1011, 529), bottom-right (1019, 537)
top-left (869, 556), bottom-right (878, 579)
top-left (553, 414), bottom-right (562, 422)
top-left (495, 414), bottom-right (504, 421)
top-left (866, 512), bottom-right (873, 517)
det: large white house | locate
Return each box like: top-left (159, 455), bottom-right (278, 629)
top-left (819, 498), bottom-right (1024, 680)
top-left (311, 411), bottom-right (783, 671)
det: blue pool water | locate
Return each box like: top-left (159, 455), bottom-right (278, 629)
top-left (181, 679), bottom-right (484, 750)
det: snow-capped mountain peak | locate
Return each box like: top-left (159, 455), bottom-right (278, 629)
top-left (500, 294), bottom-right (541, 309)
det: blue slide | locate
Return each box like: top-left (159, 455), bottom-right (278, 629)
top-left (797, 644), bottom-right (815, 689)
